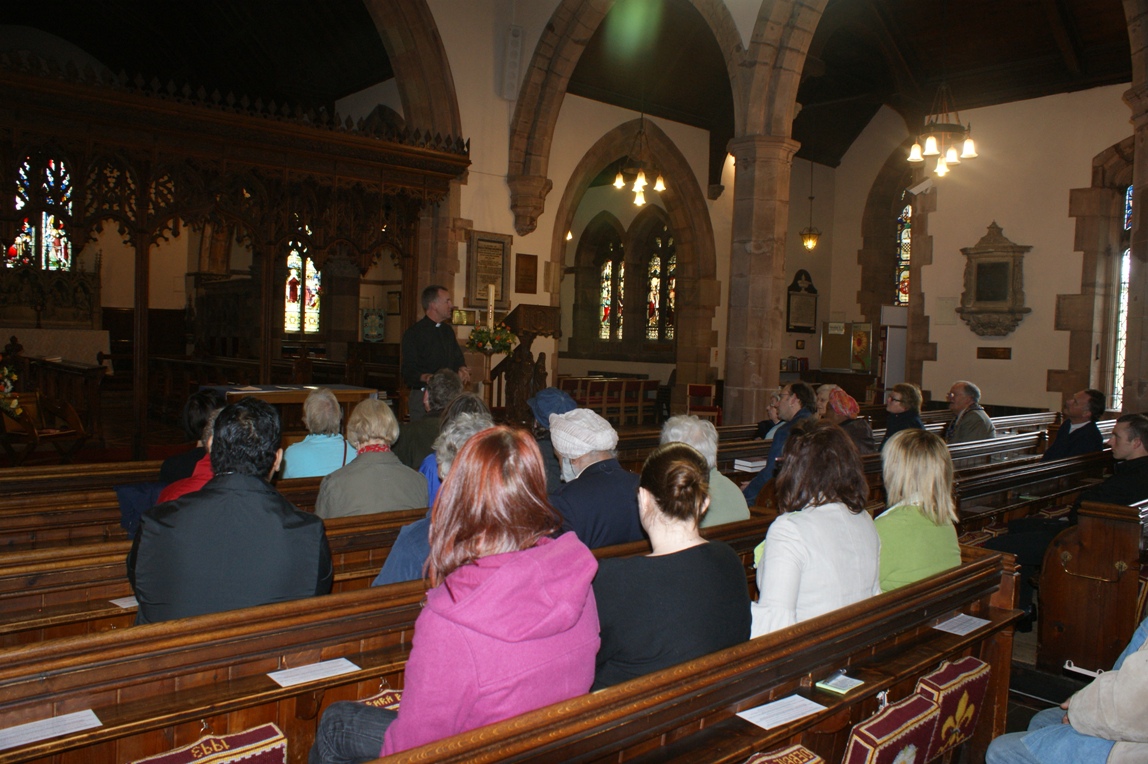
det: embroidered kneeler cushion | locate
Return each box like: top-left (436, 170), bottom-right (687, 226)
top-left (743, 743), bottom-right (826, 764)
top-left (841, 693), bottom-right (940, 764)
top-left (359, 688), bottom-right (402, 710)
top-left (914, 655), bottom-right (991, 761)
top-left (131, 722), bottom-right (286, 764)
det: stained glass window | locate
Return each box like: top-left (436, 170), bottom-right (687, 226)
top-left (1113, 184), bottom-right (1133, 410)
top-left (7, 157), bottom-right (72, 269)
top-left (895, 198), bottom-right (911, 306)
top-left (284, 235), bottom-right (320, 334)
top-left (645, 227), bottom-right (676, 341)
top-left (597, 242), bottom-right (624, 341)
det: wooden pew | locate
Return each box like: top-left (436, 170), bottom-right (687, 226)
top-left (1037, 498), bottom-right (1148, 673)
top-left (378, 546), bottom-right (1019, 764)
top-left (0, 544), bottom-right (1016, 764)
top-left (0, 513), bottom-right (780, 757)
top-left (0, 511), bottom-right (774, 647)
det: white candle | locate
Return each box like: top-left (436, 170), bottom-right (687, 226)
top-left (487, 283), bottom-right (495, 330)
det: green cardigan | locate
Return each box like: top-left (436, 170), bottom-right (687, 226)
top-left (874, 503), bottom-right (961, 592)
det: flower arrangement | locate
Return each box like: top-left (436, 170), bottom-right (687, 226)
top-left (0, 360), bottom-right (21, 419)
top-left (466, 322), bottom-right (516, 354)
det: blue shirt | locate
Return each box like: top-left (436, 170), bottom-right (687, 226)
top-left (419, 453), bottom-right (440, 506)
top-left (372, 512), bottom-right (432, 586)
top-left (281, 433), bottom-right (354, 479)
top-left (743, 407), bottom-right (814, 503)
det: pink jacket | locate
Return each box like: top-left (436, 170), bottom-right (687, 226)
top-left (382, 532), bottom-right (600, 755)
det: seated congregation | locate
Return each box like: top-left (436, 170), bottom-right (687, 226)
top-left (6, 380), bottom-right (1147, 763)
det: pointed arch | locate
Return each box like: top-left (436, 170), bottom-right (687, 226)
top-left (550, 118), bottom-right (718, 397)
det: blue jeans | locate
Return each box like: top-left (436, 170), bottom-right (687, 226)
top-left (309, 702), bottom-right (397, 764)
top-left (985, 707), bottom-right (1064, 764)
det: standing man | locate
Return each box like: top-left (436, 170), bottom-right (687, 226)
top-left (1042, 389), bottom-right (1106, 461)
top-left (945, 380), bottom-right (995, 443)
top-left (401, 285), bottom-right (471, 420)
top-left (742, 382), bottom-right (816, 504)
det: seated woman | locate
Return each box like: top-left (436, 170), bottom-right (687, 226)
top-left (592, 442), bottom-right (750, 690)
top-left (281, 388), bottom-right (354, 478)
top-left (417, 392), bottom-right (489, 506)
top-left (309, 426), bottom-right (600, 763)
top-left (315, 399), bottom-right (426, 519)
top-left (821, 388), bottom-right (877, 454)
top-left (755, 390), bottom-right (784, 440)
top-left (874, 429), bottom-right (961, 591)
top-left (881, 382), bottom-right (925, 449)
top-left (160, 389), bottom-right (224, 483)
top-left (750, 420), bottom-right (880, 637)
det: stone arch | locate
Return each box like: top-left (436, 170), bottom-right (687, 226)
top-left (1051, 136), bottom-right (1134, 403)
top-left (360, 0), bottom-right (463, 300)
top-left (549, 118), bottom-right (719, 401)
top-left (741, 0), bottom-right (829, 137)
top-left (507, 0), bottom-right (745, 236)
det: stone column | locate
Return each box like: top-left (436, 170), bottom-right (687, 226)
top-left (724, 135), bottom-right (799, 425)
top-left (1123, 84), bottom-right (1148, 411)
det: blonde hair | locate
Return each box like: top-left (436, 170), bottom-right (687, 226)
top-left (345, 398), bottom-right (399, 447)
top-left (882, 429), bottom-right (957, 525)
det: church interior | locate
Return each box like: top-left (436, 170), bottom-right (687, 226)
top-left (0, 1), bottom-right (1145, 763)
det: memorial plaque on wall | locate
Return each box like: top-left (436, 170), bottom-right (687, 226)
top-left (467, 231), bottom-right (512, 310)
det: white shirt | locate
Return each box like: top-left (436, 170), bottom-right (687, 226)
top-left (750, 502), bottom-right (881, 638)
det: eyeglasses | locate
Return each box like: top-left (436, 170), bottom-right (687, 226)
top-left (779, 391), bottom-right (795, 399)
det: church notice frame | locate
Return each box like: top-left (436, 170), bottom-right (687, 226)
top-left (786, 269), bottom-right (818, 333)
top-left (467, 231), bottom-right (512, 311)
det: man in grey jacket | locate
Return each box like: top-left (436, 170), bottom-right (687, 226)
top-left (945, 380), bottom-right (995, 443)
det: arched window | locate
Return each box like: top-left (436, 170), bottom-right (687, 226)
top-left (1113, 184), bottom-right (1132, 410)
top-left (644, 225), bottom-right (675, 341)
top-left (7, 156), bottom-right (73, 270)
top-left (894, 194), bottom-right (911, 306)
top-left (284, 228), bottom-right (320, 334)
top-left (598, 241), bottom-right (624, 340)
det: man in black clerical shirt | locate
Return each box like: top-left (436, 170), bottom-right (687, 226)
top-left (127, 398), bottom-right (332, 624)
top-left (400, 285), bottom-right (471, 420)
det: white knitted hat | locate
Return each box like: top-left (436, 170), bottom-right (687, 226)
top-left (548, 408), bottom-right (618, 459)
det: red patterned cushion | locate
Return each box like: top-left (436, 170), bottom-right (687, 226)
top-left (359, 688), bottom-right (402, 710)
top-left (841, 694), bottom-right (939, 764)
top-left (744, 743), bottom-right (825, 764)
top-left (131, 723), bottom-right (286, 764)
top-left (914, 656), bottom-right (991, 760)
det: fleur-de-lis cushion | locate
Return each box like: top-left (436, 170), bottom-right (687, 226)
top-left (914, 655), bottom-right (991, 760)
top-left (131, 723), bottom-right (286, 764)
top-left (744, 743), bottom-right (826, 764)
top-left (841, 694), bottom-right (940, 764)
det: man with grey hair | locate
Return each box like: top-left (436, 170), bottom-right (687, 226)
top-left (548, 408), bottom-right (643, 549)
top-left (393, 368), bottom-right (463, 469)
top-left (945, 380), bottom-right (995, 443)
top-left (661, 414), bottom-right (750, 528)
top-left (371, 410), bottom-right (494, 586)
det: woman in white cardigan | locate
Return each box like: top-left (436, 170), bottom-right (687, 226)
top-left (750, 420), bottom-right (881, 637)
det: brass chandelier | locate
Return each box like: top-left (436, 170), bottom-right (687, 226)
top-left (613, 115), bottom-right (666, 206)
top-left (907, 82), bottom-right (977, 177)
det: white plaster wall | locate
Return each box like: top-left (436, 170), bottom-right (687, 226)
top-left (831, 86), bottom-right (1132, 410)
top-left (781, 157), bottom-right (836, 372)
top-left (336, 80), bottom-right (403, 121)
top-left (86, 224), bottom-right (188, 310)
top-left (920, 85), bottom-right (1131, 410)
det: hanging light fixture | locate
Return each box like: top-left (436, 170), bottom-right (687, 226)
top-left (799, 162), bottom-right (821, 251)
top-left (613, 115), bottom-right (667, 205)
top-left (907, 81), bottom-right (977, 177)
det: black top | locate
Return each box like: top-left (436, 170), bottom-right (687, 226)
top-left (127, 472), bottom-right (333, 624)
top-left (549, 458), bottom-right (643, 550)
top-left (400, 315), bottom-right (466, 390)
top-left (1042, 420), bottom-right (1105, 462)
top-left (591, 541), bottom-right (751, 690)
top-left (881, 410), bottom-right (924, 450)
top-left (1072, 455), bottom-right (1148, 521)
top-left (159, 446), bottom-right (206, 483)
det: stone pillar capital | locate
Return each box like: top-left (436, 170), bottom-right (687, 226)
top-left (1125, 84), bottom-right (1148, 125)
top-left (726, 134), bottom-right (801, 164)
top-left (507, 173), bottom-right (553, 237)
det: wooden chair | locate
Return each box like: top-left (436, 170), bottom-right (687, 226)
top-left (687, 382), bottom-right (722, 425)
top-left (0, 391), bottom-right (90, 466)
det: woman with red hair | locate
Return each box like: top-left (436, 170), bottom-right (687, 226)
top-left (309, 426), bottom-right (600, 763)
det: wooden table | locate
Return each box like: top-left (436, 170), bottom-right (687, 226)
top-left (211, 384), bottom-right (379, 442)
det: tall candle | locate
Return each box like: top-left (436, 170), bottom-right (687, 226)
top-left (487, 283), bottom-right (495, 330)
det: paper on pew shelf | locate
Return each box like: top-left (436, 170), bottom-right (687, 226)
top-left (268, 658), bottom-right (360, 687)
top-left (0, 709), bottom-right (101, 751)
top-left (736, 695), bottom-right (826, 730)
top-left (109, 595), bottom-right (138, 609)
top-left (933, 613), bottom-right (990, 636)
